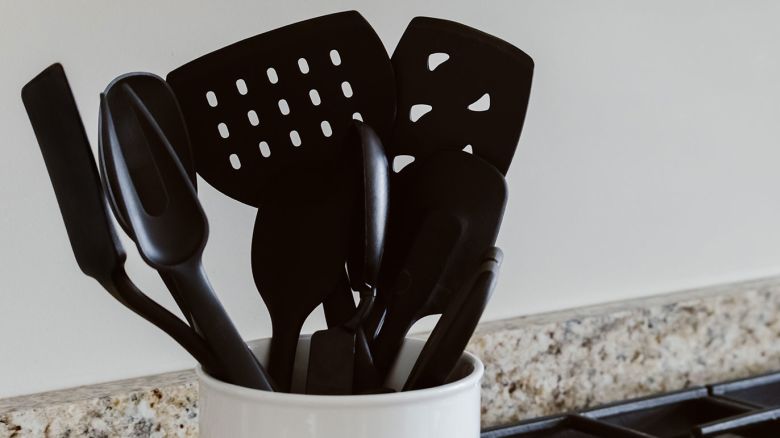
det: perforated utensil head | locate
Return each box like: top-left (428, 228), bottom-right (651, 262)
top-left (167, 10), bottom-right (396, 207)
top-left (100, 81), bottom-right (207, 268)
top-left (390, 17), bottom-right (534, 175)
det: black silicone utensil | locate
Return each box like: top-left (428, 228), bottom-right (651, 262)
top-left (370, 150), bottom-right (508, 378)
top-left (306, 121), bottom-right (389, 394)
top-left (388, 16), bottom-right (534, 174)
top-left (21, 63), bottom-right (220, 375)
top-left (99, 78), bottom-right (273, 391)
top-left (404, 247), bottom-right (502, 390)
top-left (166, 11), bottom-right (396, 392)
top-left (366, 16), bottom-right (533, 369)
top-left (97, 72), bottom-right (198, 329)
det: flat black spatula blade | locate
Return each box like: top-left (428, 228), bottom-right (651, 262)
top-left (22, 63), bottom-right (125, 286)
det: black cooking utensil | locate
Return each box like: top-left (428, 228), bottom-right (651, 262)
top-left (99, 77), bottom-right (274, 391)
top-left (21, 63), bottom-right (220, 375)
top-left (166, 11), bottom-right (396, 392)
top-left (306, 121), bottom-right (389, 394)
top-left (388, 16), bottom-right (534, 174)
top-left (250, 161), bottom-right (353, 392)
top-left (366, 16), bottom-right (533, 374)
top-left (404, 247), bottom-right (502, 391)
top-left (97, 72), bottom-right (198, 329)
top-left (370, 150), bottom-right (508, 378)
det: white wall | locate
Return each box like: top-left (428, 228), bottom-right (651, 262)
top-left (2, 0), bottom-right (780, 398)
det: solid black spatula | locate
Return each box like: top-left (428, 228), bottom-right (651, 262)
top-left (371, 150), bottom-right (508, 378)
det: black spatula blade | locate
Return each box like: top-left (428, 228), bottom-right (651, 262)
top-left (22, 64), bottom-right (124, 286)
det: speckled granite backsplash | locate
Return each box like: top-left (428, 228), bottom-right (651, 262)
top-left (3, 276), bottom-right (780, 437)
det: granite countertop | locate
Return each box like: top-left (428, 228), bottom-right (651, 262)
top-left (2, 276), bottom-right (780, 437)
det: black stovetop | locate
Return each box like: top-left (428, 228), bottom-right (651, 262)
top-left (481, 370), bottom-right (780, 437)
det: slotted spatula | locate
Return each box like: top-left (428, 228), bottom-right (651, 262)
top-left (166, 11), bottom-right (396, 392)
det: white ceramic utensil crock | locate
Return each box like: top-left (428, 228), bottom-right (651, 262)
top-left (197, 336), bottom-right (484, 438)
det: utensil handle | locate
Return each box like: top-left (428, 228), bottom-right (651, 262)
top-left (171, 260), bottom-right (275, 391)
top-left (403, 248), bottom-right (502, 390)
top-left (109, 270), bottom-right (223, 378)
top-left (268, 317), bottom-right (305, 392)
top-left (371, 211), bottom-right (462, 377)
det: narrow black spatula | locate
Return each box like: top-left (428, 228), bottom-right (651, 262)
top-left (21, 63), bottom-right (220, 375)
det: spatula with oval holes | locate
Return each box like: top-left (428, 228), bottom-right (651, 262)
top-left (21, 64), bottom-right (221, 376)
top-left (166, 11), bottom-right (396, 392)
top-left (365, 16), bottom-right (534, 357)
top-left (100, 75), bottom-right (274, 390)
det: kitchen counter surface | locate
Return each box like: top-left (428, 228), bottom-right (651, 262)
top-left (2, 275), bottom-right (780, 437)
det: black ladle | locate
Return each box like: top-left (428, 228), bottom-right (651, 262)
top-left (99, 77), bottom-right (274, 391)
top-left (21, 63), bottom-right (220, 375)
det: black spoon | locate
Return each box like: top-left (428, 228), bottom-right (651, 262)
top-left (21, 63), bottom-right (220, 375)
top-left (97, 73), bottom-right (198, 329)
top-left (370, 150), bottom-right (508, 379)
top-left (404, 247), bottom-right (502, 390)
top-left (99, 78), bottom-right (274, 391)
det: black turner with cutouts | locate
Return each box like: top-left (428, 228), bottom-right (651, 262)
top-left (166, 11), bottom-right (395, 392)
top-left (388, 16), bottom-right (534, 174)
top-left (367, 17), bottom-right (534, 377)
